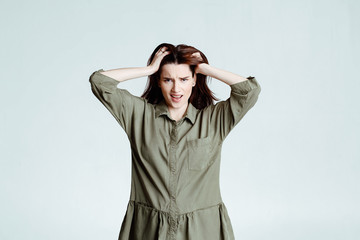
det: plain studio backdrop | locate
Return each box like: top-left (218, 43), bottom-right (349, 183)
top-left (1, 0), bottom-right (359, 239)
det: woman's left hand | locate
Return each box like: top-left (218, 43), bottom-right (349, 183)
top-left (191, 52), bottom-right (208, 75)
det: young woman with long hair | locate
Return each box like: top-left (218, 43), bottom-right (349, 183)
top-left (89, 43), bottom-right (261, 240)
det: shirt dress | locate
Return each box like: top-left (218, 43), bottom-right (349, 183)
top-left (89, 69), bottom-right (261, 240)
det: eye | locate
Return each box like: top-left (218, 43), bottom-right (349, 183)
top-left (181, 78), bottom-right (189, 82)
top-left (163, 78), bottom-right (171, 82)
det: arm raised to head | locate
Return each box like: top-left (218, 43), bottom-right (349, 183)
top-left (98, 46), bottom-right (171, 82)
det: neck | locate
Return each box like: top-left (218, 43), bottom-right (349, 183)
top-left (168, 103), bottom-right (189, 122)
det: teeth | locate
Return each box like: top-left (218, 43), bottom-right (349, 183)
top-left (171, 95), bottom-right (182, 98)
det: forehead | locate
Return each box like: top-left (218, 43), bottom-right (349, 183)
top-left (161, 64), bottom-right (191, 77)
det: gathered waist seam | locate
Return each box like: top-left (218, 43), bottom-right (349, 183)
top-left (129, 200), bottom-right (225, 216)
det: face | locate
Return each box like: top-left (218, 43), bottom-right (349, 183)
top-left (158, 63), bottom-right (196, 111)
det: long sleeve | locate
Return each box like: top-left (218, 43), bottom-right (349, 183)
top-left (89, 69), bottom-right (146, 136)
top-left (207, 76), bottom-right (261, 142)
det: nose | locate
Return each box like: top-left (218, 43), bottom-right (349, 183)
top-left (172, 80), bottom-right (180, 92)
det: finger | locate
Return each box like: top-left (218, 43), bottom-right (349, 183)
top-left (192, 52), bottom-right (203, 61)
top-left (157, 47), bottom-right (167, 54)
top-left (158, 51), bottom-right (170, 58)
top-left (191, 52), bottom-right (199, 57)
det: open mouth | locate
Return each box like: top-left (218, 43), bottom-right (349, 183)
top-left (170, 94), bottom-right (183, 102)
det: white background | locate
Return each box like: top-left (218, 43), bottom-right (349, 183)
top-left (1, 0), bottom-right (359, 239)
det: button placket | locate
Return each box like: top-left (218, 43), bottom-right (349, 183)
top-left (168, 122), bottom-right (179, 239)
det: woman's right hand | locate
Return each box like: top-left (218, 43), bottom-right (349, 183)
top-left (148, 46), bottom-right (171, 74)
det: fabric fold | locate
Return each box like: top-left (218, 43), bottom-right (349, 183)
top-left (119, 201), bottom-right (235, 240)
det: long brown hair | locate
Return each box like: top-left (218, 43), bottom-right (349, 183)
top-left (141, 43), bottom-right (218, 109)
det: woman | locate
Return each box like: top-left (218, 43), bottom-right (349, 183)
top-left (89, 43), bottom-right (261, 240)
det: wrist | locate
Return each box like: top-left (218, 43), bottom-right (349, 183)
top-left (197, 63), bottom-right (211, 75)
top-left (146, 65), bottom-right (157, 75)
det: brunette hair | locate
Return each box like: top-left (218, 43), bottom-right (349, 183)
top-left (141, 43), bottom-right (218, 109)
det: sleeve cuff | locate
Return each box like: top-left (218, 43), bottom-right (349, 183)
top-left (230, 76), bottom-right (260, 95)
top-left (89, 68), bottom-right (120, 92)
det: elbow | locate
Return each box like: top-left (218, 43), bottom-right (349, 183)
top-left (89, 70), bottom-right (105, 87)
top-left (249, 78), bottom-right (261, 99)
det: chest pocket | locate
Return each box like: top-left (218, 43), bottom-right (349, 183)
top-left (187, 136), bottom-right (213, 171)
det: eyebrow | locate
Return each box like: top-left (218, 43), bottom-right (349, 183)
top-left (163, 76), bottom-right (191, 79)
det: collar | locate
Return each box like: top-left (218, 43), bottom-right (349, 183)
top-left (155, 99), bottom-right (197, 124)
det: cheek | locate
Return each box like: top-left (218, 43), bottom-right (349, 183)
top-left (185, 85), bottom-right (194, 96)
top-left (159, 84), bottom-right (170, 95)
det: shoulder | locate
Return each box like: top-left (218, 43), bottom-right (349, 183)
top-left (121, 89), bottom-right (153, 108)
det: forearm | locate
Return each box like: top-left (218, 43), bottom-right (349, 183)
top-left (99, 66), bottom-right (156, 82)
top-left (198, 64), bottom-right (249, 86)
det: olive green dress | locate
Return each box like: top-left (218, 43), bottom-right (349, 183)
top-left (89, 69), bottom-right (261, 240)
